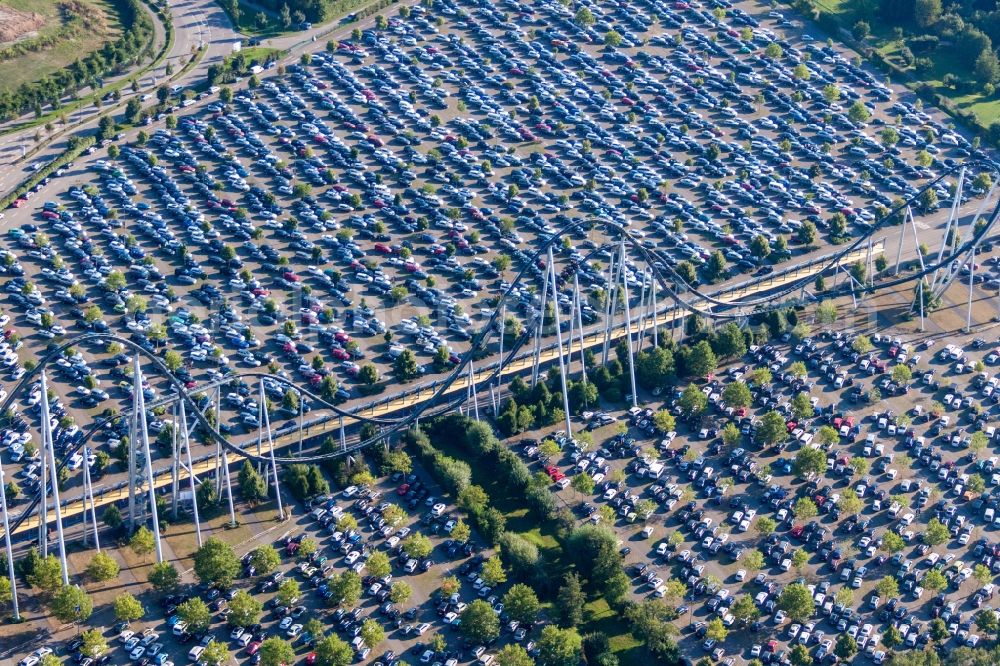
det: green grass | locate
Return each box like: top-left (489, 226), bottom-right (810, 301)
top-left (430, 435), bottom-right (561, 551)
top-left (238, 45), bottom-right (283, 64)
top-left (809, 0), bottom-right (846, 15)
top-left (0, 0), bottom-right (123, 94)
top-left (584, 598), bottom-right (645, 666)
top-left (799, 0), bottom-right (1000, 131)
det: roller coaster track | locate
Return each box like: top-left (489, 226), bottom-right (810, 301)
top-left (3, 160), bottom-right (999, 538)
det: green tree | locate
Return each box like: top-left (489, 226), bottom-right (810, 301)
top-left (361, 618), bottom-right (385, 648)
top-left (228, 590), bottom-right (263, 626)
top-left (504, 584), bottom-right (541, 623)
top-left (200, 641), bottom-right (230, 666)
top-left (721, 423), bottom-right (742, 450)
top-left (744, 550), bottom-right (765, 570)
top-left (915, 0), bottom-right (941, 27)
top-left (929, 618), bottom-right (949, 643)
top-left (249, 544), bottom-right (281, 576)
top-left (30, 554), bottom-right (64, 592)
top-left (755, 516), bottom-right (777, 536)
top-left (329, 571), bottom-right (362, 607)
top-left (314, 634), bottom-right (353, 666)
top-left (705, 617), bottom-right (729, 642)
top-left (481, 555), bottom-right (507, 587)
top-left (722, 381), bottom-right (752, 409)
top-left (848, 100), bottom-right (871, 124)
top-left (129, 526), bottom-right (155, 559)
top-left (389, 581), bottom-right (412, 605)
top-left (978, 608), bottom-right (1000, 635)
top-left (778, 582), bottom-right (815, 621)
top-left (794, 497), bottom-right (818, 520)
top-left (880, 531), bottom-right (905, 554)
top-left (276, 579), bottom-right (301, 607)
top-left (922, 569), bottom-right (947, 592)
top-left (259, 637), bottom-right (296, 666)
top-left (86, 551), bottom-right (120, 582)
top-left (148, 561), bottom-right (179, 593)
top-left (538, 626), bottom-right (583, 666)
top-left (876, 576), bottom-right (899, 599)
top-left (882, 625), bottom-right (903, 649)
top-left (79, 628), bottom-right (108, 659)
top-left (789, 644), bottom-right (812, 666)
top-left (731, 594), bottom-right (760, 626)
top-left (113, 592), bottom-right (144, 622)
top-left (461, 599), bottom-right (501, 643)
top-left (366, 551), bottom-right (392, 579)
top-left (402, 533), bottom-right (433, 559)
top-left (838, 489), bottom-right (863, 515)
top-left (51, 584), bottom-right (93, 624)
top-left (571, 471), bottom-right (596, 496)
top-left (495, 645), bottom-right (534, 666)
top-left (835, 633), bottom-right (858, 660)
top-left (393, 349), bottom-right (420, 380)
top-left (791, 392), bottom-right (813, 420)
top-left (794, 446), bottom-right (827, 477)
top-left (193, 537), bottom-right (241, 588)
top-left (679, 383), bottom-right (708, 416)
top-left (923, 519), bottom-right (950, 545)
top-left (575, 6), bottom-right (595, 26)
top-left (686, 340), bottom-right (718, 378)
top-left (178, 597), bottom-right (211, 633)
top-left (555, 573), bottom-right (585, 627)
top-left (756, 410), bottom-right (787, 447)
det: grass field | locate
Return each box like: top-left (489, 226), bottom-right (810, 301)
top-left (803, 0), bottom-right (1000, 129)
top-left (0, 0), bottom-right (123, 94)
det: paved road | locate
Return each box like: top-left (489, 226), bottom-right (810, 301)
top-left (0, 0), bottom-right (237, 194)
top-left (0, 0), bottom-right (397, 196)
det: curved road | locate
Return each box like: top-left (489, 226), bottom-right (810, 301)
top-left (0, 0), bottom-right (388, 196)
top-left (0, 0), bottom-right (237, 193)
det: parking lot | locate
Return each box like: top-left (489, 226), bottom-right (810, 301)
top-left (0, 0), bottom-right (988, 506)
top-left (5, 0), bottom-right (1000, 663)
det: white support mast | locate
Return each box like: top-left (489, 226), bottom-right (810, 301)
top-left (39, 372), bottom-right (68, 586)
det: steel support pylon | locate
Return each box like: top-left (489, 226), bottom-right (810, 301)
top-left (39, 372), bottom-right (69, 586)
top-left (133, 356), bottom-right (164, 562)
top-left (179, 398), bottom-right (203, 548)
top-left (0, 451), bottom-right (21, 619)
top-left (547, 247), bottom-right (573, 438)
